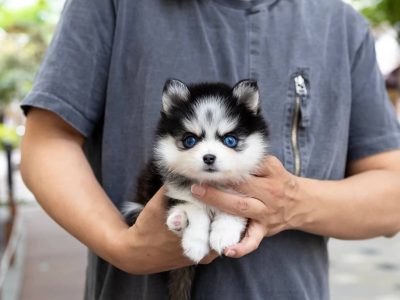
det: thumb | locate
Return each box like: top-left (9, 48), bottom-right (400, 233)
top-left (224, 221), bottom-right (265, 258)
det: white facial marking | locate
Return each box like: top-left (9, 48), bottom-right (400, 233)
top-left (185, 97), bottom-right (238, 136)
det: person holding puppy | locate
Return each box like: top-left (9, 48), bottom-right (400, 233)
top-left (20, 0), bottom-right (400, 299)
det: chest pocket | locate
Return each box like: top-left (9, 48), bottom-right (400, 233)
top-left (283, 68), bottom-right (312, 177)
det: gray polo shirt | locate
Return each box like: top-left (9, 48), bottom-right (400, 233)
top-left (22, 0), bottom-right (400, 299)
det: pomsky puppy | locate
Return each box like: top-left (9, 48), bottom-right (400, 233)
top-left (123, 79), bottom-right (269, 299)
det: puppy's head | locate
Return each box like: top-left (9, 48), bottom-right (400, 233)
top-left (154, 79), bottom-right (268, 183)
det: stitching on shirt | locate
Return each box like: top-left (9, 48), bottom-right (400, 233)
top-left (349, 132), bottom-right (400, 152)
top-left (28, 91), bottom-right (95, 126)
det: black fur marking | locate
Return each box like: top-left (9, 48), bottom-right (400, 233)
top-left (168, 198), bottom-right (187, 208)
top-left (134, 162), bottom-right (163, 206)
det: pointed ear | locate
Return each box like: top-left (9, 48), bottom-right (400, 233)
top-left (162, 79), bottom-right (190, 114)
top-left (232, 80), bottom-right (260, 114)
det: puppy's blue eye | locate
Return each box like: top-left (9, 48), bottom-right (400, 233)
top-left (223, 135), bottom-right (238, 148)
top-left (183, 136), bottom-right (198, 148)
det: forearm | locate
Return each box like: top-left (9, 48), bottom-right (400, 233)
top-left (298, 170), bottom-right (400, 239)
top-left (20, 111), bottom-right (131, 270)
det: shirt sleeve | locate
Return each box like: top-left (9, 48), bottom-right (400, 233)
top-left (347, 29), bottom-right (400, 162)
top-left (21, 0), bottom-right (116, 137)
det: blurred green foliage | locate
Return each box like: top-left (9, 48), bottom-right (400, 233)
top-left (0, 0), bottom-right (61, 111)
top-left (359, 0), bottom-right (400, 26)
top-left (352, 0), bottom-right (400, 38)
top-left (0, 124), bottom-right (18, 149)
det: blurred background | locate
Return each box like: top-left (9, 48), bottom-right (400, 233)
top-left (0, 0), bottom-right (399, 299)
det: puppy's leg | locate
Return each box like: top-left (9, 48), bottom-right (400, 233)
top-left (179, 203), bottom-right (210, 263)
top-left (209, 211), bottom-right (247, 255)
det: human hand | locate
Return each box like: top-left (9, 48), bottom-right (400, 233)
top-left (116, 187), bottom-right (218, 274)
top-left (191, 156), bottom-right (314, 258)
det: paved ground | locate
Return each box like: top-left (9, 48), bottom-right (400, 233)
top-left (329, 237), bottom-right (400, 300)
top-left (19, 205), bottom-right (86, 300)
top-left (0, 149), bottom-right (86, 299)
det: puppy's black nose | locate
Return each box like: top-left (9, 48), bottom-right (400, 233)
top-left (203, 154), bottom-right (216, 165)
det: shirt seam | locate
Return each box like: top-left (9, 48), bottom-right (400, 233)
top-left (27, 91), bottom-right (95, 127)
top-left (348, 132), bottom-right (400, 159)
top-left (22, 91), bottom-right (95, 137)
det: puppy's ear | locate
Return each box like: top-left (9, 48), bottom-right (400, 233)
top-left (232, 80), bottom-right (260, 114)
top-left (162, 79), bottom-right (190, 114)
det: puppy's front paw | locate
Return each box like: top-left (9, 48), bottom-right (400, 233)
top-left (166, 210), bottom-right (188, 236)
top-left (182, 234), bottom-right (209, 263)
top-left (209, 227), bottom-right (242, 255)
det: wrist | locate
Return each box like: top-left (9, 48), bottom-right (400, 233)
top-left (103, 224), bottom-right (140, 273)
top-left (107, 224), bottom-right (163, 275)
top-left (288, 176), bottom-right (323, 232)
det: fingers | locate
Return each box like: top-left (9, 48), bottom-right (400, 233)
top-left (224, 221), bottom-right (265, 258)
top-left (191, 185), bottom-right (267, 220)
top-left (233, 156), bottom-right (285, 201)
top-left (233, 176), bottom-right (271, 202)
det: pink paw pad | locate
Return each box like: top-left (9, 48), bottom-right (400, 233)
top-left (171, 214), bottom-right (184, 230)
top-left (167, 211), bottom-right (188, 233)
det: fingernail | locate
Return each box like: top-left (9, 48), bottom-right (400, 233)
top-left (225, 249), bottom-right (236, 257)
top-left (191, 184), bottom-right (206, 197)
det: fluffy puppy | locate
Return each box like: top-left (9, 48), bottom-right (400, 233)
top-left (123, 79), bottom-right (269, 300)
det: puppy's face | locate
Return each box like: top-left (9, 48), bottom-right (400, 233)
top-left (154, 80), bottom-right (268, 183)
